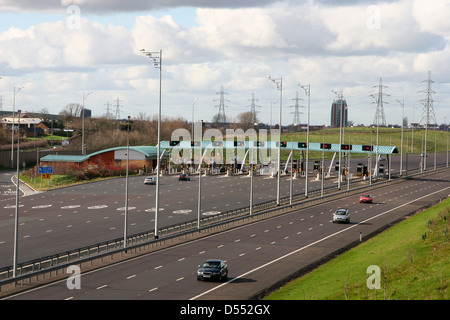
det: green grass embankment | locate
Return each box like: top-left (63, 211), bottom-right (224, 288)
top-left (264, 198), bottom-right (450, 300)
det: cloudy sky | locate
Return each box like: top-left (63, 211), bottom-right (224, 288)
top-left (0, 0), bottom-right (449, 127)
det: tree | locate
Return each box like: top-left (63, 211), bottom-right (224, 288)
top-left (59, 103), bottom-right (83, 122)
top-left (237, 111), bottom-right (258, 131)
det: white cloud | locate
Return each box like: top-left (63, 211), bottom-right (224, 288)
top-left (412, 0), bottom-right (450, 36)
top-left (0, 0), bottom-right (448, 126)
top-left (0, 18), bottom-right (134, 70)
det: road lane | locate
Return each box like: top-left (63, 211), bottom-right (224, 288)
top-left (5, 168), bottom-right (449, 300)
top-left (0, 169), bottom-right (347, 266)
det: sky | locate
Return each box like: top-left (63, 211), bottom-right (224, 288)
top-left (0, 0), bottom-right (449, 127)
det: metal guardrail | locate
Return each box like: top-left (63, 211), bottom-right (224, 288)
top-left (0, 164), bottom-right (448, 295)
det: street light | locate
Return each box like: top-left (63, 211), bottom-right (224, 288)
top-left (333, 90), bottom-right (344, 189)
top-left (82, 91), bottom-right (92, 155)
top-left (11, 86), bottom-right (24, 168)
top-left (191, 98), bottom-right (199, 169)
top-left (192, 97), bottom-right (199, 139)
top-left (299, 83), bottom-right (310, 197)
top-left (141, 49), bottom-right (162, 238)
top-left (13, 110), bottom-right (21, 278)
top-left (124, 116), bottom-right (131, 249)
top-left (268, 76), bottom-right (282, 205)
top-left (396, 99), bottom-right (404, 175)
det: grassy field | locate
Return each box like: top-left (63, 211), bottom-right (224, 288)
top-left (19, 173), bottom-right (107, 190)
top-left (260, 126), bottom-right (450, 163)
top-left (281, 127), bottom-right (449, 159)
top-left (264, 198), bottom-right (450, 300)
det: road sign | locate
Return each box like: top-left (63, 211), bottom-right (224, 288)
top-left (38, 166), bottom-right (53, 174)
top-left (42, 173), bottom-right (51, 179)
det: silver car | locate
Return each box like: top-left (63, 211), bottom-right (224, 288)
top-left (332, 208), bottom-right (350, 224)
top-left (144, 177), bottom-right (156, 185)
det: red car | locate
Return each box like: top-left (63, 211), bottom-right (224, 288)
top-left (360, 194), bottom-right (373, 203)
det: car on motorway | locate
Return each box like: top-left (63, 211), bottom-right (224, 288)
top-left (178, 173), bottom-right (190, 181)
top-left (197, 259), bottom-right (228, 281)
top-left (144, 176), bottom-right (156, 185)
top-left (359, 194), bottom-right (373, 203)
top-left (332, 208), bottom-right (350, 224)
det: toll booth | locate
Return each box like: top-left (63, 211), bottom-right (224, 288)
top-left (314, 161), bottom-right (320, 172)
top-left (357, 163), bottom-right (363, 176)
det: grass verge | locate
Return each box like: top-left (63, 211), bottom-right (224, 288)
top-left (264, 198), bottom-right (450, 300)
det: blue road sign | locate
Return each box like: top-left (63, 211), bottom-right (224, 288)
top-left (38, 166), bottom-right (53, 174)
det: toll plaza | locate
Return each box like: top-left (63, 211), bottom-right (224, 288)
top-left (160, 140), bottom-right (398, 179)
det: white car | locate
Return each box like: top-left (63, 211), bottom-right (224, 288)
top-left (144, 177), bottom-right (156, 185)
top-left (332, 208), bottom-right (350, 224)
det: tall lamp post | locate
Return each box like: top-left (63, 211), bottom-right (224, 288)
top-left (192, 97), bottom-right (199, 139)
top-left (141, 49), bottom-right (162, 238)
top-left (124, 116), bottom-right (131, 249)
top-left (396, 99), bottom-right (404, 175)
top-left (299, 83), bottom-right (310, 197)
top-left (82, 91), bottom-right (92, 155)
top-left (13, 110), bottom-right (21, 278)
top-left (268, 76), bottom-right (282, 205)
top-left (11, 86), bottom-right (23, 168)
top-left (333, 90), bottom-right (344, 189)
top-left (191, 98), bottom-right (199, 169)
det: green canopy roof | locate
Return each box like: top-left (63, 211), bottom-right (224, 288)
top-left (160, 140), bottom-right (398, 155)
top-left (40, 146), bottom-right (159, 163)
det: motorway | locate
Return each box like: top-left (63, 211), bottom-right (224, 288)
top-left (3, 165), bottom-right (449, 300)
top-left (0, 152), bottom-right (444, 267)
top-left (0, 153), bottom-right (447, 266)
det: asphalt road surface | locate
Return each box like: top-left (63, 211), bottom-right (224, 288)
top-left (0, 153), bottom-right (446, 267)
top-left (4, 167), bottom-right (449, 300)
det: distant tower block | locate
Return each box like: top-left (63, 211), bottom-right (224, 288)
top-left (330, 98), bottom-right (348, 128)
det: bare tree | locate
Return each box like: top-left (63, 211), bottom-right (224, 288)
top-left (59, 103), bottom-right (83, 122)
top-left (237, 111), bottom-right (259, 131)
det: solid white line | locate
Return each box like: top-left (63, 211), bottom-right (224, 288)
top-left (189, 186), bottom-right (450, 300)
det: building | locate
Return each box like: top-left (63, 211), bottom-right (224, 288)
top-left (39, 146), bottom-right (163, 174)
top-left (330, 100), bottom-right (348, 128)
top-left (1, 112), bottom-right (49, 138)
